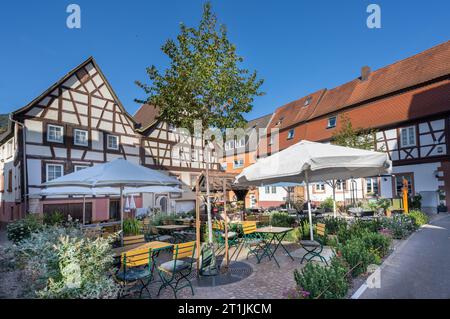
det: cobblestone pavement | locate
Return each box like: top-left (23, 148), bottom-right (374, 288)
top-left (146, 242), bottom-right (308, 299)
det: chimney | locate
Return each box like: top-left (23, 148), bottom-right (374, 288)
top-left (360, 66), bottom-right (371, 81)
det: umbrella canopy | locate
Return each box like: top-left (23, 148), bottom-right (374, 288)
top-left (31, 185), bottom-right (183, 197)
top-left (235, 140), bottom-right (392, 240)
top-left (43, 158), bottom-right (180, 188)
top-left (235, 140), bottom-right (391, 186)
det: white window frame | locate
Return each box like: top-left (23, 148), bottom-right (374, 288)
top-left (74, 165), bottom-right (88, 172)
top-left (271, 186), bottom-right (277, 194)
top-left (236, 137), bottom-right (245, 148)
top-left (287, 129), bottom-right (295, 140)
top-left (107, 134), bottom-right (119, 150)
top-left (265, 186), bottom-right (270, 194)
top-left (46, 164), bottom-right (64, 182)
top-left (366, 177), bottom-right (379, 195)
top-left (327, 116), bottom-right (337, 128)
top-left (47, 125), bottom-right (64, 143)
top-left (315, 183), bottom-right (325, 191)
top-left (233, 159), bottom-right (244, 169)
top-left (73, 129), bottom-right (88, 146)
top-left (269, 135), bottom-right (274, 145)
top-left (400, 126), bottom-right (416, 148)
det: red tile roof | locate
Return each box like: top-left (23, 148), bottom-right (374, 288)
top-left (134, 104), bottom-right (160, 129)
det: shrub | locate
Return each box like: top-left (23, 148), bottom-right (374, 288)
top-left (43, 211), bottom-right (66, 226)
top-left (320, 197), bottom-right (334, 211)
top-left (284, 227), bottom-right (302, 242)
top-left (293, 257), bottom-right (349, 299)
top-left (358, 230), bottom-right (392, 258)
top-left (409, 194), bottom-right (422, 210)
top-left (408, 210), bottom-right (428, 228)
top-left (381, 214), bottom-right (415, 239)
top-left (321, 217), bottom-right (348, 235)
top-left (123, 218), bottom-right (142, 235)
top-left (338, 237), bottom-right (378, 277)
top-left (11, 224), bottom-right (119, 298)
top-left (270, 212), bottom-right (295, 227)
top-left (7, 214), bottom-right (43, 243)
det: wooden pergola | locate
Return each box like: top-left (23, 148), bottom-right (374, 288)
top-left (192, 171), bottom-right (250, 272)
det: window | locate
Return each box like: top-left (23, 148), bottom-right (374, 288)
top-left (46, 164), bottom-right (63, 182)
top-left (265, 186), bottom-right (270, 194)
top-left (269, 135), bottom-right (274, 145)
top-left (225, 140), bottom-right (235, 151)
top-left (271, 186), bottom-right (277, 194)
top-left (233, 159), bottom-right (244, 169)
top-left (74, 165), bottom-right (88, 172)
top-left (336, 179), bottom-right (347, 191)
top-left (304, 97), bottom-right (312, 107)
top-left (365, 177), bottom-right (379, 195)
top-left (236, 137), bottom-right (245, 148)
top-left (287, 129), bottom-right (295, 140)
top-left (6, 140), bottom-right (13, 158)
top-left (400, 126), bottom-right (416, 147)
top-left (74, 129), bottom-right (88, 146)
top-left (47, 125), bottom-right (64, 143)
top-left (7, 169), bottom-right (12, 192)
top-left (314, 183), bottom-right (325, 192)
top-left (327, 116), bottom-right (337, 128)
top-left (394, 173), bottom-right (414, 197)
top-left (220, 162), bottom-right (227, 170)
top-left (107, 135), bottom-right (119, 150)
top-left (276, 117), bottom-right (284, 126)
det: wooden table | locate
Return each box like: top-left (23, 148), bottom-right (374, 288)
top-left (155, 225), bottom-right (191, 243)
top-left (113, 240), bottom-right (173, 257)
top-left (255, 226), bottom-right (294, 268)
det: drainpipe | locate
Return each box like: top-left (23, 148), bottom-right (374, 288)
top-left (9, 113), bottom-right (27, 215)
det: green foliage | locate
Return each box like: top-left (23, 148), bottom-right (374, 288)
top-left (357, 230), bottom-right (392, 258)
top-left (381, 214), bottom-right (416, 239)
top-left (284, 227), bottom-right (302, 242)
top-left (338, 237), bottom-right (378, 277)
top-left (331, 114), bottom-right (377, 150)
top-left (409, 194), bottom-right (422, 210)
top-left (123, 218), bottom-right (142, 235)
top-left (408, 210), bottom-right (428, 228)
top-left (294, 257), bottom-right (349, 299)
top-left (43, 211), bottom-right (65, 226)
top-left (7, 214), bottom-right (43, 243)
top-left (320, 197), bottom-right (334, 211)
top-left (135, 2), bottom-right (264, 133)
top-left (0, 114), bottom-right (8, 134)
top-left (321, 217), bottom-right (348, 235)
top-left (10, 224), bottom-right (119, 298)
top-left (270, 212), bottom-right (295, 227)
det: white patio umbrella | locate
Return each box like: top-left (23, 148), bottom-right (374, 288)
top-left (42, 158), bottom-right (180, 237)
top-left (129, 194), bottom-right (136, 210)
top-left (235, 140), bottom-right (392, 240)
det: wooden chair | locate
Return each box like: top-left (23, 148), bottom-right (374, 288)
top-left (123, 234), bottom-right (146, 247)
top-left (259, 215), bottom-right (271, 225)
top-left (246, 215), bottom-right (257, 221)
top-left (156, 241), bottom-right (196, 299)
top-left (114, 247), bottom-right (154, 298)
top-left (299, 223), bottom-right (328, 265)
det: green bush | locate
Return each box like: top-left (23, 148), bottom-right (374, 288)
top-left (270, 212), bottom-right (295, 227)
top-left (294, 257), bottom-right (349, 299)
top-left (381, 214), bottom-right (415, 239)
top-left (358, 230), bottom-right (392, 258)
top-left (320, 197), bottom-right (334, 211)
top-left (43, 211), bottom-right (66, 226)
top-left (409, 194), bottom-right (422, 210)
top-left (338, 237), bottom-right (378, 277)
top-left (11, 224), bottom-right (119, 298)
top-left (321, 217), bottom-right (348, 235)
top-left (408, 210), bottom-right (428, 228)
top-left (123, 218), bottom-right (142, 235)
top-left (7, 214), bottom-right (43, 243)
top-left (284, 227), bottom-right (302, 242)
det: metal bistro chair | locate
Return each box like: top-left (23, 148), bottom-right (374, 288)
top-left (213, 220), bottom-right (239, 254)
top-left (156, 241), bottom-right (196, 299)
top-left (299, 223), bottom-right (328, 265)
top-left (235, 221), bottom-right (264, 262)
top-left (114, 247), bottom-right (155, 298)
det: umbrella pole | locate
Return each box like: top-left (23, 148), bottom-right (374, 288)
top-left (195, 178), bottom-right (201, 276)
top-left (120, 186), bottom-right (124, 245)
top-left (305, 170), bottom-right (314, 241)
top-left (333, 180), bottom-right (337, 218)
top-left (223, 178), bottom-right (229, 269)
top-left (82, 195), bottom-right (86, 225)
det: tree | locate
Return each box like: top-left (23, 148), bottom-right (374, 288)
top-left (331, 114), bottom-right (378, 150)
top-left (135, 2), bottom-right (264, 133)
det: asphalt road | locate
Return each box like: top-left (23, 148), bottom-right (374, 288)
top-left (360, 214), bottom-right (450, 299)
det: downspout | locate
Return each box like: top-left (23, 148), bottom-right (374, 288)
top-left (9, 113), bottom-right (27, 214)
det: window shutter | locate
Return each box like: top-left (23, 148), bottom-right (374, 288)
top-left (0, 172), bottom-right (4, 193)
top-left (7, 169), bottom-right (12, 193)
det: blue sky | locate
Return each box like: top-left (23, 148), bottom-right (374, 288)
top-left (0, 0), bottom-right (449, 120)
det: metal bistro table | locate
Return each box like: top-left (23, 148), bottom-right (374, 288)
top-left (255, 226), bottom-right (294, 268)
top-left (155, 225), bottom-right (191, 243)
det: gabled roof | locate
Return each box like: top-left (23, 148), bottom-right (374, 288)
top-left (12, 57), bottom-right (138, 126)
top-left (134, 104), bottom-right (160, 132)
